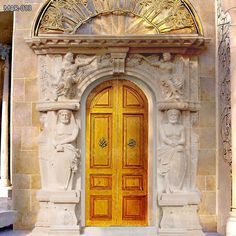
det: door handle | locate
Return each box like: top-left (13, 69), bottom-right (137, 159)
top-left (99, 137), bottom-right (108, 148)
top-left (127, 139), bottom-right (136, 148)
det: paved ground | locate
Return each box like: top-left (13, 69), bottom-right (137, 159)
top-left (0, 230), bottom-right (225, 236)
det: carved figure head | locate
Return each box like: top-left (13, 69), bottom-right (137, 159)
top-left (58, 110), bottom-right (72, 124)
top-left (167, 109), bottom-right (180, 124)
top-left (64, 53), bottom-right (74, 63)
top-left (163, 52), bottom-right (171, 62)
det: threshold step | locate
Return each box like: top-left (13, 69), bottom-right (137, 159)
top-left (0, 210), bottom-right (16, 228)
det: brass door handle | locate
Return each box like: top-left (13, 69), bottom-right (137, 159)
top-left (127, 139), bottom-right (136, 148)
top-left (99, 137), bottom-right (108, 148)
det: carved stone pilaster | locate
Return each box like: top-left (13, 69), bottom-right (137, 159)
top-left (31, 100), bottom-right (81, 236)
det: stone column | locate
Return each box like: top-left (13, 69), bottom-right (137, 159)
top-left (0, 45), bottom-right (11, 188)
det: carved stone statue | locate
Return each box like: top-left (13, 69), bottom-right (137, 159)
top-left (158, 109), bottom-right (187, 193)
top-left (55, 53), bottom-right (96, 100)
top-left (154, 53), bottom-right (185, 101)
top-left (52, 110), bottom-right (80, 190)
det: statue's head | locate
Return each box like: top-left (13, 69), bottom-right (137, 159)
top-left (58, 110), bottom-right (72, 124)
top-left (64, 52), bottom-right (73, 62)
top-left (163, 52), bottom-right (171, 62)
top-left (167, 109), bottom-right (180, 124)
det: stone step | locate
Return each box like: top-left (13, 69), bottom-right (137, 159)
top-left (0, 230), bottom-right (224, 236)
top-left (0, 210), bottom-right (17, 228)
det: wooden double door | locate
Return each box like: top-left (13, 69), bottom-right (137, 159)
top-left (86, 79), bottom-right (148, 226)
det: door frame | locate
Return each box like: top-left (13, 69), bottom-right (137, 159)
top-left (80, 75), bottom-right (159, 228)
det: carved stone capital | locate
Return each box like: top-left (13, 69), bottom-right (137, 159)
top-left (157, 101), bottom-right (201, 112)
top-left (36, 101), bottom-right (80, 112)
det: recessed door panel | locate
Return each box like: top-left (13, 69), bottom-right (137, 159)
top-left (123, 114), bottom-right (144, 168)
top-left (90, 114), bottom-right (112, 168)
top-left (86, 79), bottom-right (148, 226)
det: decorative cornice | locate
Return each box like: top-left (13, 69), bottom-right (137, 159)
top-left (25, 35), bottom-right (210, 55)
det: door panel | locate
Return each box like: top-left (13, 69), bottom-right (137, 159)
top-left (86, 79), bottom-right (148, 226)
top-left (123, 114), bottom-right (144, 168)
top-left (90, 114), bottom-right (112, 168)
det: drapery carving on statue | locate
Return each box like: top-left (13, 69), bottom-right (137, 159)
top-left (39, 112), bottom-right (50, 190)
top-left (52, 110), bottom-right (80, 190)
top-left (127, 53), bottom-right (185, 101)
top-left (55, 53), bottom-right (96, 101)
top-left (158, 109), bottom-right (187, 194)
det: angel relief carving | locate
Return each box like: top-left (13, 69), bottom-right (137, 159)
top-left (127, 53), bottom-right (185, 101)
top-left (154, 53), bottom-right (185, 101)
top-left (55, 53), bottom-right (96, 101)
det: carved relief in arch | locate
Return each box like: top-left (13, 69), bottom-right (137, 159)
top-left (34, 0), bottom-right (203, 36)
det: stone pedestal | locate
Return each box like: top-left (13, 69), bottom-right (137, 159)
top-left (159, 192), bottom-right (204, 236)
top-left (30, 191), bottom-right (80, 236)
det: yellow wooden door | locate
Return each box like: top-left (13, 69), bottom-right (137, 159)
top-left (86, 79), bottom-right (148, 226)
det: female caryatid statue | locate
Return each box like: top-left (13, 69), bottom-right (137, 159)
top-left (52, 110), bottom-right (80, 190)
top-left (158, 109), bottom-right (187, 193)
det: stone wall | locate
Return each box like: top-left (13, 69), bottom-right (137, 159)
top-left (0, 0), bottom-right (218, 231)
top-left (1, 0), bottom-right (42, 229)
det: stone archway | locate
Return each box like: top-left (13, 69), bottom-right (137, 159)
top-left (26, 1), bottom-right (210, 235)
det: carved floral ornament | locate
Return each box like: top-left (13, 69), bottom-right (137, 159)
top-left (34, 0), bottom-right (203, 36)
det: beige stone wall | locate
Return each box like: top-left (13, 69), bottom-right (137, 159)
top-left (0, 0), bottom-right (42, 229)
top-left (1, 0), bottom-right (218, 231)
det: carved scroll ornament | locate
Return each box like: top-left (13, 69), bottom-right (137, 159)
top-left (218, 0), bottom-right (232, 167)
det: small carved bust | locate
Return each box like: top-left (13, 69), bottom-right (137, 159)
top-left (158, 109), bottom-right (187, 193)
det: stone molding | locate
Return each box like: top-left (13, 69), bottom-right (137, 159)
top-left (25, 35), bottom-right (210, 55)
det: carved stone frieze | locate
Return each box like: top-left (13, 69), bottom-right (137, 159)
top-left (35, 0), bottom-right (201, 36)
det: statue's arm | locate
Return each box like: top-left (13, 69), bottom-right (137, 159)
top-left (177, 126), bottom-right (185, 145)
top-left (57, 127), bottom-right (79, 146)
top-left (160, 126), bottom-right (172, 146)
top-left (77, 56), bottom-right (96, 67)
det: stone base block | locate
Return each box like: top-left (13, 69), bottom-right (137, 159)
top-left (31, 190), bottom-right (80, 235)
top-left (28, 227), bottom-right (49, 236)
top-left (159, 192), bottom-right (204, 235)
top-left (159, 192), bottom-right (201, 206)
top-left (49, 226), bottom-right (80, 235)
